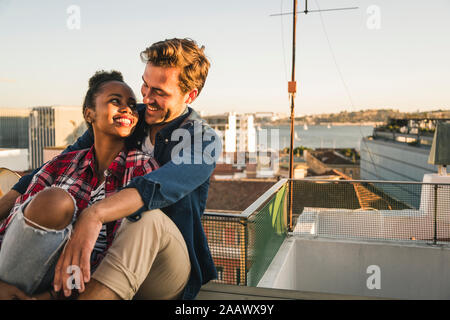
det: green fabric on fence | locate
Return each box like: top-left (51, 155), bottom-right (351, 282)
top-left (247, 185), bottom-right (288, 286)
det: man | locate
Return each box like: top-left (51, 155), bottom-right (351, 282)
top-left (0, 38), bottom-right (221, 300)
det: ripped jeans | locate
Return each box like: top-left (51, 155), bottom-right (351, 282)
top-left (0, 198), bottom-right (74, 295)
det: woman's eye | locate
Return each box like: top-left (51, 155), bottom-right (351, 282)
top-left (110, 98), bottom-right (120, 104)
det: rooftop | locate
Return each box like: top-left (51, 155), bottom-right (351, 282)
top-left (200, 176), bottom-right (450, 300)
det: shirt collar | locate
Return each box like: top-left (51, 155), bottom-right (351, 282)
top-left (77, 146), bottom-right (128, 179)
top-left (154, 106), bottom-right (192, 140)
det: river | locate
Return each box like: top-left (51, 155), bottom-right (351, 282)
top-left (257, 124), bottom-right (374, 151)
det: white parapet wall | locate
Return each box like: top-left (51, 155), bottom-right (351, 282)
top-left (259, 237), bottom-right (450, 299)
top-left (0, 148), bottom-right (28, 171)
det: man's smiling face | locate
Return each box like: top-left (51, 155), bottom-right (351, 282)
top-left (141, 63), bottom-right (196, 126)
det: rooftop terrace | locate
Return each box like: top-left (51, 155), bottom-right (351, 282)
top-left (200, 177), bottom-right (450, 299)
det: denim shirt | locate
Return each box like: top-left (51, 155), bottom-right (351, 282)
top-left (13, 104), bottom-right (221, 300)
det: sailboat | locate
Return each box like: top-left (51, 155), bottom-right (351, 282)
top-left (303, 123), bottom-right (308, 130)
top-left (327, 123), bottom-right (331, 129)
top-left (294, 131), bottom-right (301, 141)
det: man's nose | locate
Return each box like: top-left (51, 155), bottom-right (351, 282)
top-left (142, 89), bottom-right (155, 105)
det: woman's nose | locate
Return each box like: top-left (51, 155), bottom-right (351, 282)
top-left (118, 104), bottom-right (133, 114)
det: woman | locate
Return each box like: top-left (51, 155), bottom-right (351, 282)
top-left (0, 70), bottom-right (158, 299)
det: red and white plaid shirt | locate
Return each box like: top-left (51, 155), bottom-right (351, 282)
top-left (0, 146), bottom-right (158, 270)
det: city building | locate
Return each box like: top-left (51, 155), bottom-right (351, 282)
top-left (360, 118), bottom-right (447, 182)
top-left (0, 108), bottom-right (30, 149)
top-left (305, 148), bottom-right (360, 179)
top-left (203, 112), bottom-right (256, 153)
top-left (29, 106), bottom-right (86, 169)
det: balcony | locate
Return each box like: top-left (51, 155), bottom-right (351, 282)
top-left (200, 178), bottom-right (450, 299)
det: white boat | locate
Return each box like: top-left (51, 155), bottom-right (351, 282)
top-left (303, 123), bottom-right (308, 130)
top-left (327, 123), bottom-right (331, 129)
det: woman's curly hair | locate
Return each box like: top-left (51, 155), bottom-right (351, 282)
top-left (82, 70), bottom-right (124, 132)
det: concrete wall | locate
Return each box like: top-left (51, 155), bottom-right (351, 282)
top-left (0, 149), bottom-right (28, 171)
top-left (54, 106), bottom-right (86, 146)
top-left (360, 138), bottom-right (437, 181)
top-left (260, 237), bottom-right (450, 299)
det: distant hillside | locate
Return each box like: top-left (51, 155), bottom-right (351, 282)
top-left (262, 109), bottom-right (450, 125)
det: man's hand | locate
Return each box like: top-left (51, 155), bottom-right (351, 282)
top-left (0, 189), bottom-right (21, 222)
top-left (53, 208), bottom-right (102, 297)
top-left (0, 281), bottom-right (34, 300)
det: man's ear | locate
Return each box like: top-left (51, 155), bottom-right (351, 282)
top-left (184, 88), bottom-right (199, 105)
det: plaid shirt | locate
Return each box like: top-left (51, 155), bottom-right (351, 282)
top-left (0, 146), bottom-right (158, 270)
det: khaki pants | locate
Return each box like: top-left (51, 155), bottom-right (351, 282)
top-left (92, 209), bottom-right (191, 300)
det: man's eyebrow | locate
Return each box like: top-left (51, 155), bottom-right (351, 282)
top-left (142, 76), bottom-right (167, 94)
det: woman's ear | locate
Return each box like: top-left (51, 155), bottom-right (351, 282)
top-left (84, 107), bottom-right (95, 124)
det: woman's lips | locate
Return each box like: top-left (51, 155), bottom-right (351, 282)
top-left (113, 116), bottom-right (133, 126)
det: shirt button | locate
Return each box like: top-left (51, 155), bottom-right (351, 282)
top-left (164, 138), bottom-right (169, 143)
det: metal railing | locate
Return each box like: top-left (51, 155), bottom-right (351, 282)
top-left (202, 179), bottom-right (288, 286)
top-left (290, 179), bottom-right (450, 245)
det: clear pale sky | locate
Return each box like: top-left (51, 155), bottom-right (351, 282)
top-left (0, 0), bottom-right (449, 115)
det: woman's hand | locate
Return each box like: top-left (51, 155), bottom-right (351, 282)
top-left (53, 207), bottom-right (103, 297)
top-left (0, 281), bottom-right (34, 300)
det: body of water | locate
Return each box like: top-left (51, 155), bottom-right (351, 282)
top-left (257, 124), bottom-right (374, 151)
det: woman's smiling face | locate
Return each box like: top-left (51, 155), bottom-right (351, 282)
top-left (85, 81), bottom-right (138, 139)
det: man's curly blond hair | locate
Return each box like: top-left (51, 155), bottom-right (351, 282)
top-left (140, 38), bottom-right (210, 96)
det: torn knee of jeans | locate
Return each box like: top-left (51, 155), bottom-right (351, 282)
top-left (18, 208), bottom-right (72, 235)
top-left (18, 187), bottom-right (77, 233)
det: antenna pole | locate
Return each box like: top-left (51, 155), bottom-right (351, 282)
top-left (288, 0), bottom-right (298, 232)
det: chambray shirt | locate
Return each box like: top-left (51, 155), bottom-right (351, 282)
top-left (13, 105), bottom-right (221, 300)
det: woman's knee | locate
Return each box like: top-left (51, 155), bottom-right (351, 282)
top-left (23, 187), bottom-right (75, 230)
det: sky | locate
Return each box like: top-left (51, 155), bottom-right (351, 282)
top-left (0, 0), bottom-right (449, 116)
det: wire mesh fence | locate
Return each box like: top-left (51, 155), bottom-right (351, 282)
top-left (290, 179), bottom-right (450, 244)
top-left (201, 215), bottom-right (247, 286)
top-left (202, 180), bottom-right (288, 286)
